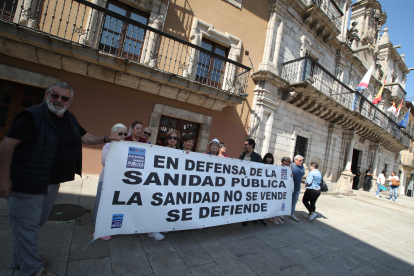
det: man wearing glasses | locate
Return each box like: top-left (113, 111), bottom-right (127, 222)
top-left (291, 155), bottom-right (305, 222)
top-left (0, 82), bottom-right (118, 276)
top-left (239, 138), bottom-right (265, 226)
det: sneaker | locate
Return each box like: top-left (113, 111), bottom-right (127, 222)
top-left (277, 217), bottom-right (284, 224)
top-left (393, 199), bottom-right (397, 202)
top-left (100, 236), bottom-right (111, 240)
top-left (375, 195), bottom-right (380, 198)
top-left (35, 267), bottom-right (56, 276)
top-left (290, 214), bottom-right (300, 222)
top-left (309, 213), bottom-right (317, 222)
top-left (303, 214), bottom-right (310, 219)
top-left (389, 198), bottom-right (392, 201)
top-left (279, 215), bottom-right (285, 220)
top-left (269, 217), bottom-right (279, 225)
top-left (148, 232), bottom-right (164, 241)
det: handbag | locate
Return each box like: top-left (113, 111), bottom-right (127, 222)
top-left (391, 178), bottom-right (400, 186)
top-left (320, 178), bottom-right (328, 192)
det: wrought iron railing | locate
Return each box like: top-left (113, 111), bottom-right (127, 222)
top-left (1, 0), bottom-right (250, 97)
top-left (281, 56), bottom-right (411, 148)
top-left (302, 0), bottom-right (343, 29)
top-left (385, 83), bottom-right (407, 101)
top-left (401, 153), bottom-right (414, 166)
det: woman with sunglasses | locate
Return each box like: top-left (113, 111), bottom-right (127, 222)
top-left (165, 129), bottom-right (180, 149)
top-left (125, 121), bottom-right (146, 143)
top-left (142, 127), bottom-right (152, 144)
top-left (93, 123), bottom-right (127, 240)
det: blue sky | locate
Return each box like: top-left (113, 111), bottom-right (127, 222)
top-left (351, 0), bottom-right (414, 101)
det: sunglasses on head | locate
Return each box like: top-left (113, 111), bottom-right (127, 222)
top-left (168, 136), bottom-right (178, 140)
top-left (144, 131), bottom-right (151, 136)
top-left (50, 93), bottom-right (70, 103)
top-left (118, 132), bottom-right (127, 136)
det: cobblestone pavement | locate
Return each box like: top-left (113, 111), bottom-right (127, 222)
top-left (1, 176), bottom-right (414, 276)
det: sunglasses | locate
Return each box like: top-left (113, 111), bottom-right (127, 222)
top-left (118, 132), bottom-right (127, 136)
top-left (144, 131), bottom-right (151, 136)
top-left (168, 136), bottom-right (178, 140)
top-left (50, 93), bottom-right (70, 103)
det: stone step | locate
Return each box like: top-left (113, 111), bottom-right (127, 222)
top-left (339, 188), bottom-right (357, 196)
top-left (354, 192), bottom-right (414, 211)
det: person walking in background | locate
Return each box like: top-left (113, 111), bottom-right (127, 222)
top-left (375, 170), bottom-right (387, 198)
top-left (125, 121), bottom-right (146, 143)
top-left (206, 139), bottom-right (220, 155)
top-left (385, 171), bottom-right (400, 202)
top-left (352, 166), bottom-right (361, 190)
top-left (291, 155), bottom-right (305, 222)
top-left (218, 142), bottom-right (228, 157)
top-left (0, 82), bottom-right (119, 276)
top-left (364, 166), bottom-right (374, 191)
top-left (302, 162), bottom-right (322, 222)
top-left (239, 138), bottom-right (265, 226)
top-left (93, 123), bottom-right (127, 241)
top-left (407, 173), bottom-right (414, 197)
top-left (264, 154), bottom-right (283, 225)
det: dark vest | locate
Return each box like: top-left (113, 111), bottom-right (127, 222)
top-left (10, 103), bottom-right (82, 194)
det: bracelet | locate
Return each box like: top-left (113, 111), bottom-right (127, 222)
top-left (104, 136), bottom-right (108, 143)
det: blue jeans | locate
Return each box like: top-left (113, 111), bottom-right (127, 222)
top-left (291, 191), bottom-right (300, 215)
top-left (390, 186), bottom-right (398, 200)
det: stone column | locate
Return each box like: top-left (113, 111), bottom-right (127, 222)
top-left (344, 134), bottom-right (355, 171)
top-left (340, 2), bottom-right (350, 40)
top-left (272, 18), bottom-right (284, 73)
top-left (372, 146), bottom-right (380, 176)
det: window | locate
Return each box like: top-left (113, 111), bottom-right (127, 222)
top-left (195, 39), bottom-right (228, 89)
top-left (99, 1), bottom-right (149, 62)
top-left (384, 163), bottom-right (388, 172)
top-left (294, 135), bottom-right (308, 159)
top-left (155, 115), bottom-right (200, 150)
top-left (0, 0), bottom-right (16, 21)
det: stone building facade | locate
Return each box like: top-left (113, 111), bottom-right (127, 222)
top-left (0, 0), bottom-right (412, 191)
top-left (249, 0), bottom-right (412, 191)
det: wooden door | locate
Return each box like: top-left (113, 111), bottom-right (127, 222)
top-left (0, 80), bottom-right (45, 141)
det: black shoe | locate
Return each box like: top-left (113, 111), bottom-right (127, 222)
top-left (258, 219), bottom-right (267, 226)
top-left (242, 222), bottom-right (248, 226)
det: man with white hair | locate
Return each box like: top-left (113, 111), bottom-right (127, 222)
top-left (0, 82), bottom-right (118, 276)
top-left (290, 155), bottom-right (305, 222)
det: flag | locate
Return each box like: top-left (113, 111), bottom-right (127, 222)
top-left (372, 78), bottom-right (385, 104)
top-left (399, 108), bottom-right (410, 128)
top-left (357, 65), bottom-right (374, 91)
top-left (396, 98), bottom-right (404, 117)
top-left (386, 101), bottom-right (397, 115)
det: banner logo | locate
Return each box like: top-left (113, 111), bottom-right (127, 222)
top-left (111, 214), bottom-right (124, 229)
top-left (126, 147), bottom-right (146, 169)
top-left (281, 168), bottom-right (287, 180)
top-left (281, 203), bottom-right (285, 211)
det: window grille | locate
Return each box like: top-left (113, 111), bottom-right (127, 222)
top-left (294, 135), bottom-right (308, 159)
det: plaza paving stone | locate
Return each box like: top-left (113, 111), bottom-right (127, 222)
top-left (1, 177), bottom-right (414, 275)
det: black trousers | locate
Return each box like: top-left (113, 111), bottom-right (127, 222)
top-left (302, 189), bottom-right (321, 213)
top-left (364, 177), bottom-right (372, 191)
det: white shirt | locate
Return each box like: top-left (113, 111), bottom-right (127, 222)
top-left (377, 173), bottom-right (385, 185)
top-left (98, 143), bottom-right (112, 182)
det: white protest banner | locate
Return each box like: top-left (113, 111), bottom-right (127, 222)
top-left (94, 141), bottom-right (293, 239)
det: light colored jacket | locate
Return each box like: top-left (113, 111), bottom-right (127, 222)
top-left (305, 169), bottom-right (322, 190)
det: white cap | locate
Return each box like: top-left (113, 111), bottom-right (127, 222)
top-left (209, 138), bottom-right (220, 145)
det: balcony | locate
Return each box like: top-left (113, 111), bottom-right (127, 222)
top-left (384, 83), bottom-right (407, 103)
top-left (281, 56), bottom-right (411, 151)
top-left (0, 0), bottom-right (250, 109)
top-left (401, 152), bottom-right (414, 167)
top-left (296, 0), bottom-right (343, 40)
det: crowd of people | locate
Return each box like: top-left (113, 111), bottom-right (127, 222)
top-left (0, 82), bottom-right (324, 276)
top-left (93, 123), bottom-right (325, 241)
